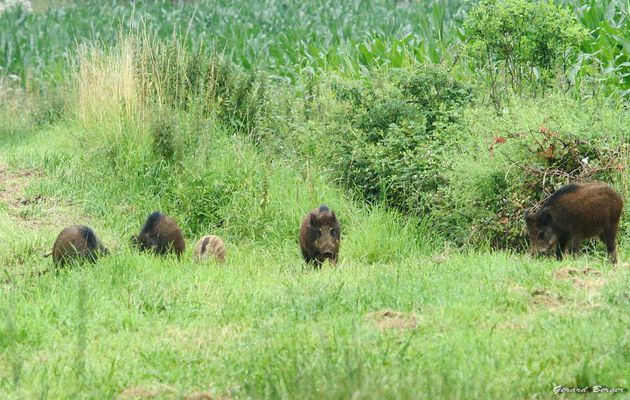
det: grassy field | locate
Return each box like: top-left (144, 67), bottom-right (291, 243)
top-left (1, 101), bottom-right (628, 399)
top-left (1, 0), bottom-right (630, 399)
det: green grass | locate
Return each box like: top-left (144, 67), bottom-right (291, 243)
top-left (2, 205), bottom-right (630, 398)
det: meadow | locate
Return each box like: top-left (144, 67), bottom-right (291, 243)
top-left (1, 0), bottom-right (629, 399)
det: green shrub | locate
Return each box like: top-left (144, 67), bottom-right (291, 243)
top-left (328, 67), bottom-right (473, 215)
top-left (465, 0), bottom-right (587, 106)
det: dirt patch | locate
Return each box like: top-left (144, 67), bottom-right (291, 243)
top-left (582, 267), bottom-right (603, 277)
top-left (553, 266), bottom-right (606, 294)
top-left (0, 163), bottom-right (41, 206)
top-left (553, 267), bottom-right (580, 279)
top-left (553, 266), bottom-right (603, 280)
top-left (0, 161), bottom-right (85, 230)
top-left (365, 309), bottom-right (419, 330)
top-left (19, 194), bottom-right (44, 206)
top-left (530, 289), bottom-right (563, 309)
top-left (118, 386), bottom-right (222, 400)
top-left (186, 392), bottom-right (215, 400)
top-left (571, 277), bottom-right (606, 293)
top-left (118, 386), bottom-right (162, 399)
top-left (432, 255), bottom-right (447, 264)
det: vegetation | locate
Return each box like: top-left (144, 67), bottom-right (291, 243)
top-left (0, 0), bottom-right (628, 398)
top-left (465, 0), bottom-right (587, 105)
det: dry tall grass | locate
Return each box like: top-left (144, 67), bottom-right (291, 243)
top-left (74, 38), bottom-right (145, 146)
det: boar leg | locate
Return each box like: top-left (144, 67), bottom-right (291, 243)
top-left (569, 237), bottom-right (583, 256)
top-left (556, 237), bottom-right (569, 260)
top-left (301, 249), bottom-right (310, 262)
top-left (600, 224), bottom-right (619, 264)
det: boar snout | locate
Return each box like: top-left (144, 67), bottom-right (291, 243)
top-left (322, 251), bottom-right (335, 258)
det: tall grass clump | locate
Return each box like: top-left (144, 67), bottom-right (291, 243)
top-left (66, 35), bottom-right (267, 169)
top-left (136, 39), bottom-right (266, 138)
top-left (56, 37), bottom-right (266, 233)
top-left (74, 39), bottom-right (144, 147)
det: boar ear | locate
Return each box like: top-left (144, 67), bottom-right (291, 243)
top-left (331, 211), bottom-right (337, 222)
top-left (310, 213), bottom-right (317, 227)
top-left (524, 212), bottom-right (533, 222)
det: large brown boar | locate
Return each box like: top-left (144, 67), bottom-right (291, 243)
top-left (299, 205), bottom-right (340, 267)
top-left (47, 225), bottom-right (109, 266)
top-left (525, 182), bottom-right (624, 264)
top-left (193, 235), bottom-right (226, 263)
top-left (131, 211), bottom-right (185, 258)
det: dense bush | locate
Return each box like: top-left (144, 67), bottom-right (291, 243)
top-left (327, 67), bottom-right (473, 215)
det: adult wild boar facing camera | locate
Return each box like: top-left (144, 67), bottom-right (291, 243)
top-left (299, 205), bottom-right (341, 267)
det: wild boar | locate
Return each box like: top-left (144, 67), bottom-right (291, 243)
top-left (193, 235), bottom-right (226, 263)
top-left (299, 205), bottom-right (341, 267)
top-left (131, 211), bottom-right (185, 258)
top-left (47, 225), bottom-right (109, 266)
top-left (525, 182), bottom-right (624, 264)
